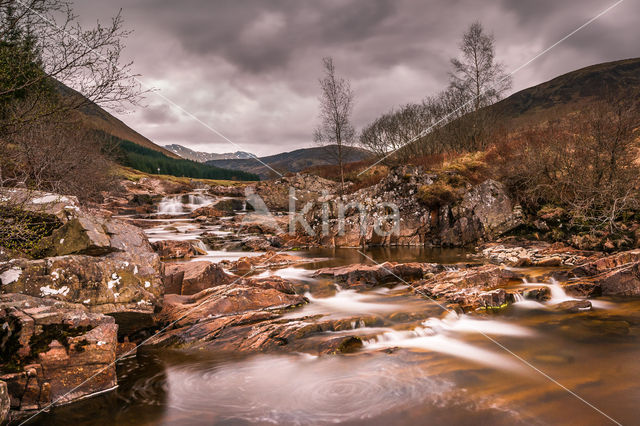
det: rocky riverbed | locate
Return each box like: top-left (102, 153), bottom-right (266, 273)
top-left (2, 175), bottom-right (640, 425)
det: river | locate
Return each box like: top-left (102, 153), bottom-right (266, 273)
top-left (36, 194), bottom-right (640, 425)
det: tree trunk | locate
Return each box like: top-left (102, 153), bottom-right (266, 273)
top-left (338, 141), bottom-right (345, 195)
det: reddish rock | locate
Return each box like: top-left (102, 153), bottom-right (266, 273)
top-left (163, 261), bottom-right (232, 295)
top-left (0, 294), bottom-right (117, 416)
top-left (415, 265), bottom-right (519, 311)
top-left (571, 250), bottom-right (640, 277)
top-left (153, 278), bottom-right (305, 328)
top-left (190, 205), bottom-right (226, 218)
top-left (152, 239), bottom-right (207, 259)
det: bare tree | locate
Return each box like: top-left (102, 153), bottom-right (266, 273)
top-left (448, 22), bottom-right (511, 150)
top-left (314, 57), bottom-right (355, 194)
top-left (0, 0), bottom-right (143, 134)
top-left (449, 21), bottom-right (511, 112)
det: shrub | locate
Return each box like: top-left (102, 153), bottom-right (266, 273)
top-left (0, 206), bottom-right (60, 257)
top-left (417, 182), bottom-right (458, 209)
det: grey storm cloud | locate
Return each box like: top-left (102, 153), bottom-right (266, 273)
top-left (74, 0), bottom-right (639, 156)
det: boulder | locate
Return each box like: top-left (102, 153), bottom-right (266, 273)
top-left (212, 198), bottom-right (245, 213)
top-left (163, 261), bottom-right (232, 295)
top-left (458, 179), bottom-right (522, 237)
top-left (0, 294), bottom-right (117, 416)
top-left (222, 251), bottom-right (315, 272)
top-left (48, 217), bottom-right (113, 256)
top-left (0, 188), bottom-right (80, 223)
top-left (190, 205), bottom-right (226, 219)
top-left (151, 239), bottom-right (207, 259)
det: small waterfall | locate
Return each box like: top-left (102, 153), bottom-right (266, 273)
top-left (158, 195), bottom-right (186, 214)
top-left (157, 193), bottom-right (215, 214)
top-left (513, 292), bottom-right (525, 303)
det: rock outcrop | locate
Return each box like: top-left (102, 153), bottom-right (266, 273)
top-left (0, 199), bottom-right (164, 336)
top-left (294, 167), bottom-right (522, 248)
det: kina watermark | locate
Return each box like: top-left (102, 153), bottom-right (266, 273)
top-left (242, 186), bottom-right (400, 238)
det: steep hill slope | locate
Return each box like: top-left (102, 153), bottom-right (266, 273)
top-left (490, 57), bottom-right (640, 129)
top-left (206, 145), bottom-right (372, 179)
top-left (57, 82), bottom-right (180, 159)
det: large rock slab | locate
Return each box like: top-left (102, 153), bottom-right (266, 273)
top-left (154, 277), bottom-right (305, 327)
top-left (0, 294), bottom-right (117, 418)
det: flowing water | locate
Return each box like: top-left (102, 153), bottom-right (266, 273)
top-left (36, 196), bottom-right (640, 425)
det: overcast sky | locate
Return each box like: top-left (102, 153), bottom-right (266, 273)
top-left (76, 0), bottom-right (638, 157)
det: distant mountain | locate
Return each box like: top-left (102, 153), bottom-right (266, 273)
top-left (164, 144), bottom-right (255, 162)
top-left (206, 145), bottom-right (372, 179)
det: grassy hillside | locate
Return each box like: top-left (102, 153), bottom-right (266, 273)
top-left (490, 57), bottom-right (640, 129)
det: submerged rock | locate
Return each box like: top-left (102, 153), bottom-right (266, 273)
top-left (415, 265), bottom-right (519, 311)
top-left (313, 262), bottom-right (442, 288)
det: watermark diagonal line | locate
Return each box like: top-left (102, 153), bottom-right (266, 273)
top-left (356, 249), bottom-right (622, 426)
top-left (358, 0), bottom-right (625, 176)
top-left (17, 249), bottom-right (290, 425)
top-left (13, 0), bottom-right (283, 178)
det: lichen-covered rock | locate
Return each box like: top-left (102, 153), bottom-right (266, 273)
top-left (221, 251), bottom-right (315, 273)
top-left (0, 294), bottom-right (117, 416)
top-left (48, 217), bottom-right (113, 256)
top-left (0, 188), bottom-right (80, 223)
top-left (294, 167), bottom-right (522, 248)
top-left (1, 253), bottom-right (163, 317)
top-left (481, 242), bottom-right (597, 267)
